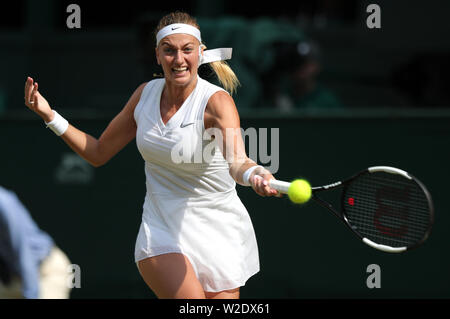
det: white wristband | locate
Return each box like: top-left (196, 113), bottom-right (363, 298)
top-left (44, 110), bottom-right (69, 136)
top-left (243, 165), bottom-right (263, 186)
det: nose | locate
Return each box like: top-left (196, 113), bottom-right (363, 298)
top-left (174, 49), bottom-right (183, 64)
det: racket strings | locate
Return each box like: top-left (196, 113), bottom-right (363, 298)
top-left (343, 172), bottom-right (431, 248)
top-left (346, 184), bottom-right (429, 245)
top-left (347, 191), bottom-right (430, 229)
top-left (347, 175), bottom-right (430, 245)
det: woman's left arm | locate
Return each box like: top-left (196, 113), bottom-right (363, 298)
top-left (204, 91), bottom-right (279, 197)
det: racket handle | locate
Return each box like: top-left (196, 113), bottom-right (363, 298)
top-left (269, 179), bottom-right (291, 193)
top-left (254, 175), bottom-right (291, 193)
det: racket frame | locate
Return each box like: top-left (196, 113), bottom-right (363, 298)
top-left (314, 166), bottom-right (434, 253)
top-left (270, 166), bottom-right (434, 253)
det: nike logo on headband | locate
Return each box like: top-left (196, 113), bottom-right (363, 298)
top-left (156, 23), bottom-right (202, 46)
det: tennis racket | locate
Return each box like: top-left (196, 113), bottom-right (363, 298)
top-left (267, 166), bottom-right (434, 253)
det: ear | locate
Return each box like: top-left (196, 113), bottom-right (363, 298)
top-left (199, 44), bottom-right (206, 62)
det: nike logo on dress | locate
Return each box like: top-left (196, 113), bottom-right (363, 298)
top-left (180, 122), bottom-right (195, 128)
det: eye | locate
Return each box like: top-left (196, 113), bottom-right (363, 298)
top-left (164, 47), bottom-right (174, 54)
top-left (184, 47), bottom-right (194, 53)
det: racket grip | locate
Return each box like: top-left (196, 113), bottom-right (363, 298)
top-left (254, 175), bottom-right (291, 193)
top-left (269, 179), bottom-right (291, 193)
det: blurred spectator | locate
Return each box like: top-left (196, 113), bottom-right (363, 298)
top-left (391, 53), bottom-right (450, 107)
top-left (261, 40), bottom-right (342, 111)
top-left (0, 186), bottom-right (72, 299)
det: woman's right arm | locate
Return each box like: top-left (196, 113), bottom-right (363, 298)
top-left (24, 77), bottom-right (147, 167)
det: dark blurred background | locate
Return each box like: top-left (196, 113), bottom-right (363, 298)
top-left (2, 0), bottom-right (450, 113)
top-left (1, 0), bottom-right (450, 299)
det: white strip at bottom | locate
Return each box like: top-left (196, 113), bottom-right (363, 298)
top-left (363, 238), bottom-right (407, 253)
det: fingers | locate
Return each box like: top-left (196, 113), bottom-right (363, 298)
top-left (32, 82), bottom-right (38, 102)
top-left (25, 77), bottom-right (34, 100)
top-left (251, 175), bottom-right (280, 197)
top-left (24, 77), bottom-right (41, 111)
top-left (24, 77), bottom-right (35, 107)
top-left (24, 77), bottom-right (31, 97)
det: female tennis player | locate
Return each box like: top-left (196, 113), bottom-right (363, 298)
top-left (23, 11), bottom-right (279, 299)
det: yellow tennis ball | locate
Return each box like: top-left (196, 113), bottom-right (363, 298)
top-left (288, 179), bottom-right (312, 204)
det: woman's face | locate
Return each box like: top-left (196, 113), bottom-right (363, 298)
top-left (156, 33), bottom-right (202, 88)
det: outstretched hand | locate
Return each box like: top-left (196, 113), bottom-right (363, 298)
top-left (24, 77), bottom-right (54, 123)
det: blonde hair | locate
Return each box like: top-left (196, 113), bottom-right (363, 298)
top-left (155, 11), bottom-right (240, 95)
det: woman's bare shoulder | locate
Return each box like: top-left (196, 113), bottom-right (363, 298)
top-left (205, 90), bottom-right (240, 129)
top-left (206, 90), bottom-right (237, 117)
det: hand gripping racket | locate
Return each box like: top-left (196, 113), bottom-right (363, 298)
top-left (268, 166), bottom-right (434, 253)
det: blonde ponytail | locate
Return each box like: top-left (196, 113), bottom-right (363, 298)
top-left (209, 60), bottom-right (240, 95)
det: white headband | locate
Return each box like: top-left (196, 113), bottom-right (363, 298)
top-left (156, 23), bottom-right (202, 46)
top-left (156, 23), bottom-right (232, 66)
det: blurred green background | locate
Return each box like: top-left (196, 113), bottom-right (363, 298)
top-left (1, 0), bottom-right (449, 298)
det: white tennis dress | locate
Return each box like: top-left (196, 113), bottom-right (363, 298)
top-left (133, 76), bottom-right (260, 292)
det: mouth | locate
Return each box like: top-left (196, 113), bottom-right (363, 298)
top-left (172, 67), bottom-right (188, 76)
